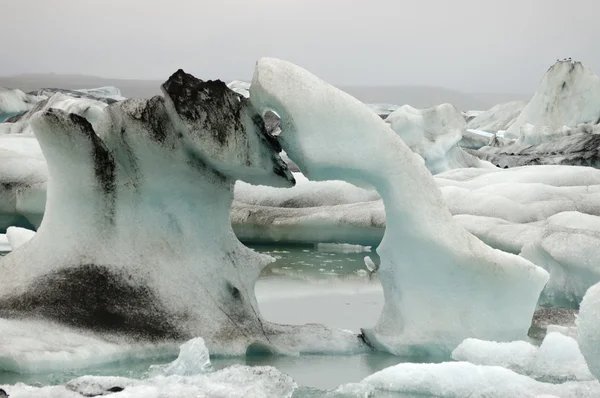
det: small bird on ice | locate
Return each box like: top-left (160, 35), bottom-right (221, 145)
top-left (0, 388), bottom-right (8, 398)
top-left (364, 256), bottom-right (379, 279)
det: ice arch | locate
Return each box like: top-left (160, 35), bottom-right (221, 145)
top-left (0, 70), bottom-right (365, 357)
top-left (250, 58), bottom-right (549, 355)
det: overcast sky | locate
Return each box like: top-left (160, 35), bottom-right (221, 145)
top-left (2, 0), bottom-right (598, 94)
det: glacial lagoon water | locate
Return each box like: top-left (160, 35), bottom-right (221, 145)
top-left (0, 112), bottom-right (21, 123)
top-left (0, 244), bottom-right (448, 395)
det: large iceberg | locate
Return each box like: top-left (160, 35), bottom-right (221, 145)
top-left (0, 69), bottom-right (366, 364)
top-left (506, 60), bottom-right (600, 139)
top-left (250, 57), bottom-right (548, 355)
top-left (385, 103), bottom-right (494, 174)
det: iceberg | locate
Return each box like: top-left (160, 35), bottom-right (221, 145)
top-left (385, 103), bottom-right (495, 174)
top-left (466, 100), bottom-right (526, 134)
top-left (452, 333), bottom-right (594, 382)
top-left (578, 282), bottom-right (600, 380)
top-left (506, 60), bottom-right (600, 139)
top-left (333, 361), bottom-right (600, 397)
top-left (0, 92), bottom-right (108, 135)
top-left (468, 125), bottom-right (600, 169)
top-left (0, 69), bottom-right (367, 363)
top-left (0, 88), bottom-right (44, 115)
top-left (250, 57), bottom-right (549, 355)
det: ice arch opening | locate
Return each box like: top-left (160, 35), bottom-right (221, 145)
top-left (249, 57), bottom-right (550, 355)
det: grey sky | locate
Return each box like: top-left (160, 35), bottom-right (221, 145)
top-left (2, 0), bottom-right (598, 94)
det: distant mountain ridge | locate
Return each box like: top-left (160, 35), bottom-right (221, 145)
top-left (0, 73), bottom-right (529, 111)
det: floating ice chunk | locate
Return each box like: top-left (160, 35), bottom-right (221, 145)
top-left (460, 128), bottom-right (495, 150)
top-left (149, 337), bottom-right (211, 376)
top-left (0, 235), bottom-right (10, 252)
top-left (452, 333), bottom-right (593, 383)
top-left (1, 92), bottom-right (108, 135)
top-left (1, 365), bottom-right (297, 398)
top-left (6, 226), bottom-right (35, 250)
top-left (532, 332), bottom-right (594, 382)
top-left (227, 80), bottom-right (251, 98)
top-left (452, 338), bottom-right (538, 374)
top-left (231, 200), bottom-right (385, 246)
top-left (467, 100), bottom-right (526, 134)
top-left (546, 325), bottom-right (578, 340)
top-left (366, 103), bottom-right (400, 119)
top-left (65, 376), bottom-right (137, 397)
top-left (386, 103), bottom-right (494, 174)
top-left (578, 282), bottom-right (600, 380)
top-left (316, 243), bottom-right (371, 254)
top-left (251, 57), bottom-right (548, 355)
top-left (0, 88), bottom-right (44, 114)
top-left (234, 173), bottom-right (378, 208)
top-left (74, 86), bottom-right (126, 102)
top-left (521, 225), bottom-right (600, 307)
top-left (333, 361), bottom-right (600, 397)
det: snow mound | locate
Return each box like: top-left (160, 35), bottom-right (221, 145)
top-left (334, 361), bottom-right (600, 397)
top-left (385, 103), bottom-right (494, 174)
top-left (0, 88), bottom-right (43, 115)
top-left (5, 226), bottom-right (35, 250)
top-left (251, 57), bottom-right (548, 355)
top-left (506, 60), bottom-right (600, 139)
